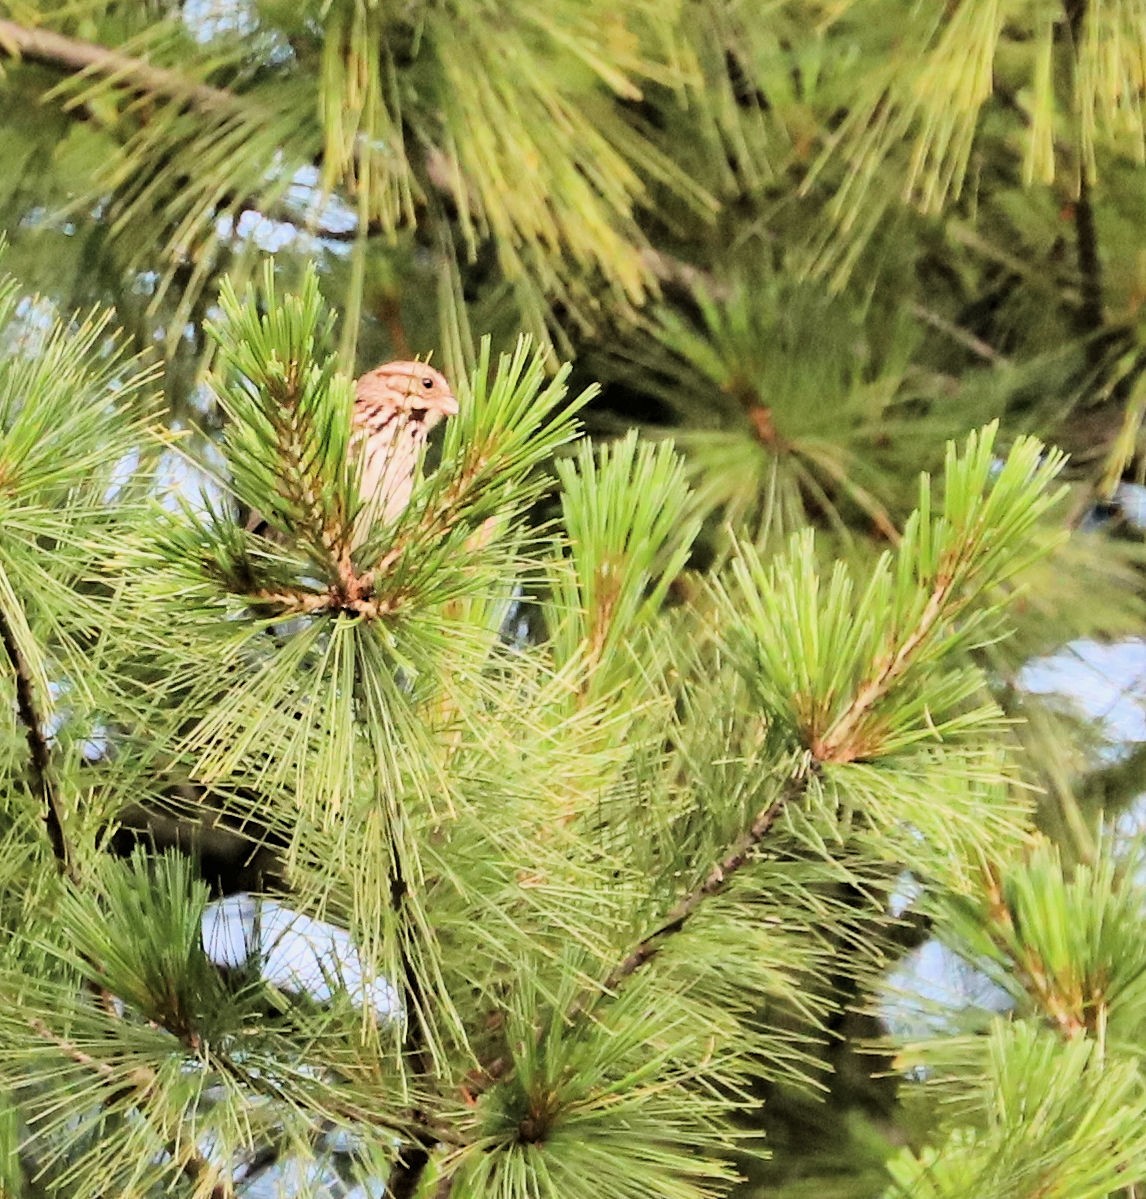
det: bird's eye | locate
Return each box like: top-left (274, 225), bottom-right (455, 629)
top-left (421, 377), bottom-right (434, 390)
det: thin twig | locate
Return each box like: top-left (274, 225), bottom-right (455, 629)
top-left (250, 589), bottom-right (336, 614)
top-left (369, 766), bottom-right (439, 1196)
top-left (0, 18), bottom-right (445, 250)
top-left (0, 601), bottom-right (73, 877)
top-left (378, 295), bottom-right (412, 359)
top-left (250, 586), bottom-right (396, 620)
top-left (376, 951), bottom-right (440, 1198)
top-left (1072, 170), bottom-right (1105, 366)
top-left (204, 1042), bottom-right (465, 1147)
top-left (909, 302), bottom-right (1010, 366)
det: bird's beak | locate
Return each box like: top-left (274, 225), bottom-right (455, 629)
top-left (407, 393), bottom-right (458, 426)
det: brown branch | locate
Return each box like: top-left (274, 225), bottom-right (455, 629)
top-left (597, 769), bottom-right (809, 996)
top-left (0, 601), bottom-right (73, 877)
top-left (250, 588), bottom-right (336, 615)
top-left (250, 585), bottom-right (396, 620)
top-left (1072, 169), bottom-right (1105, 366)
top-left (0, 19), bottom-right (238, 112)
top-left (369, 897), bottom-right (440, 1199)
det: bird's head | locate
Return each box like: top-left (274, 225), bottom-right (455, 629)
top-left (354, 360), bottom-right (459, 432)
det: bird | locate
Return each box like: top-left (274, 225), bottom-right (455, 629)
top-left (243, 360), bottom-right (458, 545)
top-left (350, 360), bottom-right (459, 534)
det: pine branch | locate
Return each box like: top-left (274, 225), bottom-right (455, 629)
top-left (0, 600), bottom-right (73, 878)
top-left (811, 572), bottom-right (956, 764)
top-left (981, 868), bottom-right (1090, 1039)
top-left (0, 21), bottom-right (394, 246)
top-left (0, 19), bottom-right (433, 229)
top-left (244, 430), bottom-right (509, 620)
top-left (264, 387), bottom-right (349, 558)
top-left (28, 1019), bottom-right (235, 1199)
top-left (597, 765), bottom-right (810, 994)
top-left (1061, 0), bottom-right (1107, 373)
top-left (0, 19), bottom-right (237, 112)
top-left (909, 302), bottom-right (1011, 366)
top-left (0, 607), bottom-right (252, 1184)
top-left (446, 758), bottom-right (815, 1187)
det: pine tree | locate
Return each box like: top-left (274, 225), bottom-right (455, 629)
top-left (4, 2), bottom-right (1146, 1196)
top-left (0, 261), bottom-right (1142, 1199)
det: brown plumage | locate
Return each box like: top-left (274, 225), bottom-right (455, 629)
top-left (351, 360), bottom-right (458, 534)
top-left (243, 360), bottom-right (457, 544)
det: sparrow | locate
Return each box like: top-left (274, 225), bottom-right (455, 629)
top-left (351, 360), bottom-right (459, 532)
top-left (243, 360), bottom-right (458, 545)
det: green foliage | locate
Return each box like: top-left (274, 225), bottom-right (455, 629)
top-left (936, 836), bottom-right (1146, 1038)
top-left (0, 264), bottom-right (1121, 1199)
top-left (716, 425), bottom-right (1066, 763)
top-left (871, 832), bottom-right (1146, 1197)
top-left (886, 1023), bottom-right (1146, 1199)
top-left (3, 1), bottom-right (1146, 1194)
top-left (548, 432), bottom-right (700, 701)
top-left (208, 263), bottom-right (358, 557)
top-left (607, 267), bottom-right (927, 545)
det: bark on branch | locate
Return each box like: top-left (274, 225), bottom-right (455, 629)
top-left (0, 600), bottom-right (73, 876)
top-left (0, 19), bottom-right (237, 112)
top-left (597, 767), bottom-right (810, 996)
